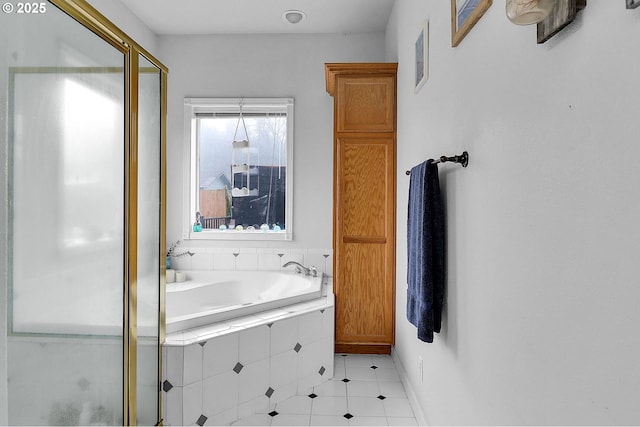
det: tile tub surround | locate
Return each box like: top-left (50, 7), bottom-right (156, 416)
top-left (162, 281), bottom-right (335, 426)
top-left (169, 247), bottom-right (333, 276)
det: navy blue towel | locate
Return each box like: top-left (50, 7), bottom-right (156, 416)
top-left (406, 160), bottom-right (445, 343)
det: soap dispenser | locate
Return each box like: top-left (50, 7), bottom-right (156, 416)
top-left (193, 211), bottom-right (203, 232)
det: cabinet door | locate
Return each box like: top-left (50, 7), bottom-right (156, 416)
top-left (336, 76), bottom-right (395, 133)
top-left (335, 135), bottom-right (395, 353)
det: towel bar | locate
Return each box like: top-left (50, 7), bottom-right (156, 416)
top-left (405, 151), bottom-right (468, 175)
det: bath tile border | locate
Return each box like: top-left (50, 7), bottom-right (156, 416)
top-left (168, 246), bottom-right (333, 276)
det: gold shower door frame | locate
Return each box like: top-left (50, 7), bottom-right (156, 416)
top-left (47, 0), bottom-right (168, 425)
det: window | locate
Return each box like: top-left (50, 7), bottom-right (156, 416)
top-left (183, 98), bottom-right (293, 240)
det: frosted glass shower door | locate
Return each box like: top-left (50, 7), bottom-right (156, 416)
top-left (3, 4), bottom-right (125, 425)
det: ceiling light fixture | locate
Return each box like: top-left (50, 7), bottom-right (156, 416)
top-left (506, 0), bottom-right (555, 25)
top-left (283, 9), bottom-right (306, 24)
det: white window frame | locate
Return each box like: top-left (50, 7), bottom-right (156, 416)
top-left (183, 97), bottom-right (294, 241)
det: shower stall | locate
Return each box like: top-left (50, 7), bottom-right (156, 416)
top-left (0, 1), bottom-right (167, 425)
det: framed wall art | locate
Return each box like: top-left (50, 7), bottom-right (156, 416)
top-left (537, 0), bottom-right (587, 43)
top-left (415, 20), bottom-right (429, 93)
top-left (451, 0), bottom-right (492, 47)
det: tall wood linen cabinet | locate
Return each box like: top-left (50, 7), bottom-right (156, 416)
top-left (325, 63), bottom-right (397, 354)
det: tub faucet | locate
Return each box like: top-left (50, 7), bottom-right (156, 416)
top-left (283, 261), bottom-right (317, 277)
top-left (167, 240), bottom-right (194, 258)
top-left (174, 250), bottom-right (195, 257)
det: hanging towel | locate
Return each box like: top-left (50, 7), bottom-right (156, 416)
top-left (406, 160), bottom-right (445, 343)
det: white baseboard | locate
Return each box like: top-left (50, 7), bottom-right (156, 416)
top-left (391, 347), bottom-right (428, 426)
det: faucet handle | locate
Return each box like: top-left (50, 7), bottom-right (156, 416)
top-left (294, 266), bottom-right (303, 274)
top-left (310, 266), bottom-right (318, 277)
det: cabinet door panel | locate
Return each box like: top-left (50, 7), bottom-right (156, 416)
top-left (336, 76), bottom-right (395, 132)
top-left (336, 243), bottom-right (392, 343)
top-left (339, 137), bottom-right (389, 238)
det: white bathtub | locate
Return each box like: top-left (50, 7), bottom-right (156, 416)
top-left (166, 270), bottom-right (324, 333)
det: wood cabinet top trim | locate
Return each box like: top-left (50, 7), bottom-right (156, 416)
top-left (325, 63), bottom-right (398, 96)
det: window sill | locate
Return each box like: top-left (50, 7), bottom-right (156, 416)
top-left (185, 230), bottom-right (292, 241)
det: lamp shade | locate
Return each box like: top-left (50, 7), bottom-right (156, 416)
top-left (506, 0), bottom-right (555, 25)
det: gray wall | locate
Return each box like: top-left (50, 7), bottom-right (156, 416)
top-left (386, 1), bottom-right (640, 424)
top-left (160, 33), bottom-right (386, 249)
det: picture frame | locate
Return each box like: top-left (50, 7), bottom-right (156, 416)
top-left (627, 0), bottom-right (640, 9)
top-left (414, 20), bottom-right (428, 94)
top-left (537, 0), bottom-right (587, 44)
top-left (451, 0), bottom-right (492, 47)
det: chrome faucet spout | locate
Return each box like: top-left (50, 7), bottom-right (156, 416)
top-left (282, 261), bottom-right (310, 275)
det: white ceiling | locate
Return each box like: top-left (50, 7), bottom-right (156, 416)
top-left (123, 0), bottom-right (396, 35)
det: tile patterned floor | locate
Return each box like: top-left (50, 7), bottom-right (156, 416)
top-left (233, 354), bottom-right (418, 426)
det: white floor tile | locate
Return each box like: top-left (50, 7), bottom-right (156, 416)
top-left (348, 416), bottom-right (388, 426)
top-left (314, 379), bottom-right (347, 397)
top-left (387, 416), bottom-right (418, 426)
top-left (206, 407), bottom-right (238, 426)
top-left (271, 414), bottom-right (311, 426)
top-left (222, 352), bottom-right (418, 426)
top-left (311, 396), bottom-right (349, 416)
top-left (375, 367), bottom-right (401, 382)
top-left (276, 395), bottom-right (313, 415)
top-left (377, 381), bottom-right (407, 398)
top-left (343, 355), bottom-right (372, 368)
top-left (346, 380), bottom-right (380, 397)
top-left (348, 396), bottom-right (386, 417)
top-left (369, 355), bottom-right (395, 368)
top-left (232, 413), bottom-right (273, 426)
top-left (310, 415), bottom-right (349, 426)
top-left (383, 398), bottom-right (415, 418)
top-left (345, 366), bottom-right (377, 381)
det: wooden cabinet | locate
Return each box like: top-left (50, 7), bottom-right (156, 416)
top-left (325, 63), bottom-right (397, 354)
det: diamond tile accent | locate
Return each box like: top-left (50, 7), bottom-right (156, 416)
top-left (196, 415), bottom-right (207, 426)
top-left (162, 380), bottom-right (173, 392)
top-left (308, 393), bottom-right (317, 399)
top-left (233, 362), bottom-right (244, 374)
top-left (267, 323), bottom-right (274, 328)
top-left (233, 253), bottom-right (240, 257)
top-left (344, 413), bottom-right (354, 419)
top-left (293, 343), bottom-right (302, 353)
top-left (268, 411), bottom-right (279, 417)
top-left (199, 341), bottom-right (207, 347)
top-left (277, 253), bottom-right (285, 258)
top-left (370, 365), bottom-right (378, 370)
top-left (319, 366), bottom-right (326, 376)
top-left (265, 387), bottom-right (275, 398)
top-left (342, 378), bottom-right (350, 383)
top-left (377, 395), bottom-right (386, 400)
